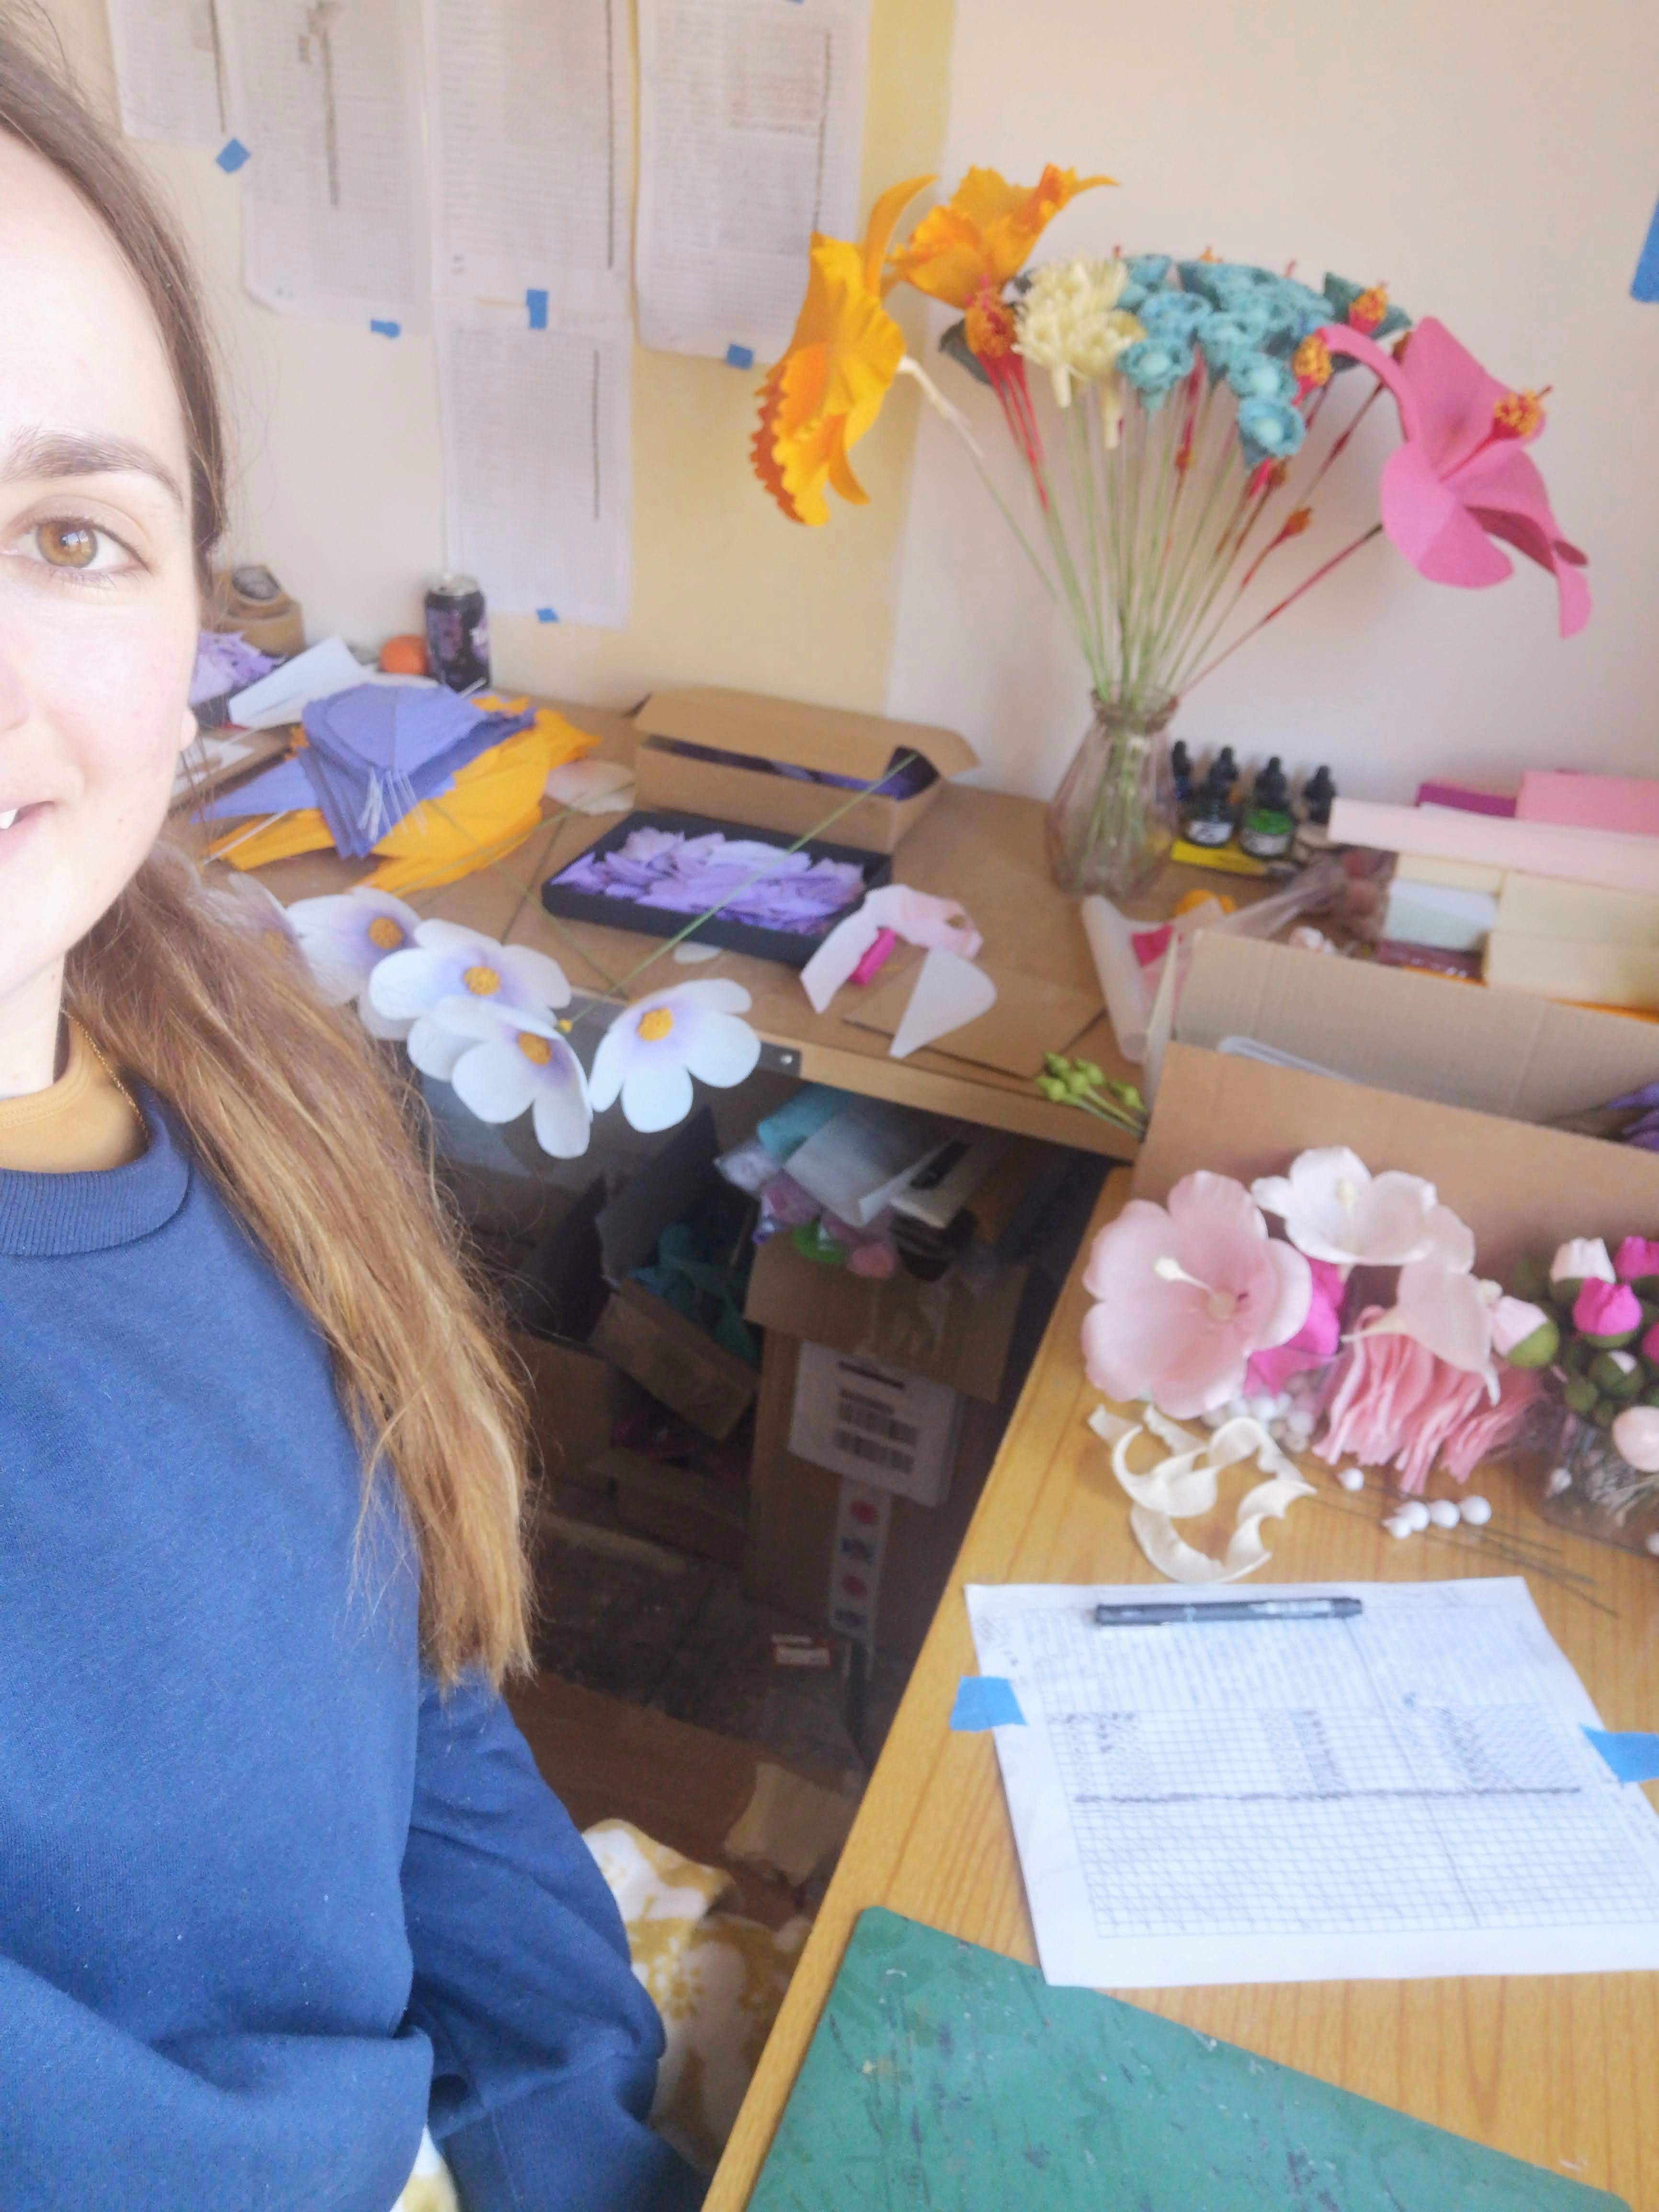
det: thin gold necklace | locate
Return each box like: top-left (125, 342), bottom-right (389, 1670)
top-left (76, 1021), bottom-right (144, 1133)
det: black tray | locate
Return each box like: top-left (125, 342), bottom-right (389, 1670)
top-left (541, 808), bottom-right (890, 970)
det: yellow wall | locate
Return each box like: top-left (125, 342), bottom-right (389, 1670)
top-left (43, 0), bottom-right (956, 715)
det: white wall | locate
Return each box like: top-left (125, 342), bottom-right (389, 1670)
top-left (885, 0), bottom-right (1659, 802)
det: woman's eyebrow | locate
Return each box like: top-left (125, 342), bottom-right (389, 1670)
top-left (4, 425), bottom-right (185, 510)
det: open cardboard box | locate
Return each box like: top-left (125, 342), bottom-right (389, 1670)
top-left (632, 685), bottom-right (977, 855)
top-left (1140, 1040), bottom-right (1659, 1272)
top-left (1177, 933), bottom-right (1659, 1124)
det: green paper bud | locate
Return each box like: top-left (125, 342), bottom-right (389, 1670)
top-left (1504, 1316), bottom-right (1560, 1369)
top-left (1592, 1397), bottom-right (1618, 1428)
top-left (1590, 1350), bottom-right (1644, 1400)
top-left (1563, 1337), bottom-right (1592, 1376)
top-left (1074, 1060), bottom-right (1104, 1087)
top-left (1551, 1277), bottom-right (1583, 1309)
top-left (1582, 1326), bottom-right (1640, 1350)
top-left (1562, 1376), bottom-right (1599, 1415)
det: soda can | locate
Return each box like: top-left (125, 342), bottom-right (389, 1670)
top-left (424, 572), bottom-right (490, 692)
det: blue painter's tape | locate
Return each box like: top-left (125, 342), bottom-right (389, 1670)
top-left (526, 287), bottom-right (550, 331)
top-left (950, 1676), bottom-right (1026, 1732)
top-left (724, 342), bottom-right (755, 370)
top-left (216, 137), bottom-right (250, 173)
top-left (536, 607), bottom-right (559, 623)
top-left (369, 319), bottom-right (401, 339)
top-left (1584, 1726), bottom-right (1659, 1782)
top-left (1633, 195), bottom-right (1659, 304)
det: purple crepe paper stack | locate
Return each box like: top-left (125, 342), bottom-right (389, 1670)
top-left (202, 683), bottom-right (533, 857)
top-left (555, 826), bottom-right (866, 935)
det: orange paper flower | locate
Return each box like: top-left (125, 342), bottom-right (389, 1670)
top-left (887, 164), bottom-right (1114, 309)
top-left (752, 175), bottom-right (932, 526)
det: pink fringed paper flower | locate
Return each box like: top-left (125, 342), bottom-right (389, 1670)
top-left (1317, 1323), bottom-right (1542, 1493)
top-left (1244, 1256), bottom-right (1346, 1393)
top-left (1082, 1172), bottom-right (1311, 1418)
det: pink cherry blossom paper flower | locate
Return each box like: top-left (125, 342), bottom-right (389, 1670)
top-left (1082, 1172), bottom-right (1311, 1418)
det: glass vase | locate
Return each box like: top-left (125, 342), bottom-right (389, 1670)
top-left (1528, 1398), bottom-right (1659, 1555)
top-left (1045, 695), bottom-right (1178, 900)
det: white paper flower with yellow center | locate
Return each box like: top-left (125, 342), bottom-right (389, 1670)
top-left (283, 886), bottom-right (422, 1040)
top-left (1015, 256), bottom-right (1145, 411)
top-left (430, 997), bottom-right (592, 1159)
top-left (367, 917), bottom-right (570, 1079)
top-left (589, 981), bottom-right (761, 1134)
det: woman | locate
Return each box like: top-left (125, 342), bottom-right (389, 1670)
top-left (0, 27), bottom-right (701, 2212)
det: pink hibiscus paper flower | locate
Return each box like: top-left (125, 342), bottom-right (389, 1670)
top-left (1082, 1173), bottom-right (1312, 1418)
top-left (1322, 317), bottom-right (1590, 639)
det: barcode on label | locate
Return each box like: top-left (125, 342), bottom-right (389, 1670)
top-left (836, 1391), bottom-right (920, 1450)
top-left (831, 1428), bottom-right (916, 1475)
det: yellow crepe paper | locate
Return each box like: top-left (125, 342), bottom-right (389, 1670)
top-left (888, 165), bottom-right (1114, 310)
top-left (752, 175), bottom-right (932, 527)
top-left (209, 706), bottom-right (598, 890)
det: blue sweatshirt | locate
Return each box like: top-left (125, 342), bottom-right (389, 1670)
top-left (0, 1092), bottom-right (704, 2212)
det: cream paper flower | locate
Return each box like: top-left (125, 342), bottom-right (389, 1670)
top-left (1251, 1147), bottom-right (1443, 1270)
top-left (430, 997), bottom-right (592, 1159)
top-left (367, 918), bottom-right (570, 1080)
top-left (589, 981), bottom-right (761, 1134)
top-left (1014, 256), bottom-right (1145, 413)
top-left (285, 886), bottom-right (422, 1041)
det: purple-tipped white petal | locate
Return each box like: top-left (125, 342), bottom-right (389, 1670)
top-left (358, 995), bottom-right (414, 1042)
top-left (451, 1039), bottom-right (536, 1124)
top-left (368, 946), bottom-right (455, 1020)
top-left (407, 1012), bottom-right (470, 1081)
top-left (681, 1010), bottom-right (762, 1090)
top-left (531, 1063), bottom-right (593, 1158)
top-left (495, 942), bottom-right (572, 1011)
top-left (620, 1057), bottom-right (695, 1133)
top-left (433, 993), bottom-right (559, 1043)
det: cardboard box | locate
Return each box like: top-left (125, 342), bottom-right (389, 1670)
top-left (1176, 932), bottom-right (1659, 1124)
top-left (744, 1232), bottom-right (1028, 1403)
top-left (589, 1277), bottom-right (757, 1440)
top-left (632, 686), bottom-right (978, 855)
top-left (597, 1447), bottom-right (749, 1567)
top-left (786, 1341), bottom-right (964, 1507)
top-left (1140, 1040), bottom-right (1659, 1273)
top-left (511, 1328), bottom-right (644, 1491)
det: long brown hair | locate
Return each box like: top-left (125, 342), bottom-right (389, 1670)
top-left (3, 21), bottom-right (531, 1685)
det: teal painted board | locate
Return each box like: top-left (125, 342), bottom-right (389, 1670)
top-left (749, 1909), bottom-right (1628, 2212)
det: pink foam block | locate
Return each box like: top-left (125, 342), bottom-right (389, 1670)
top-left (1516, 771), bottom-right (1659, 840)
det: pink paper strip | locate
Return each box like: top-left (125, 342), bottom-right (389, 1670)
top-left (1415, 780), bottom-right (1517, 818)
top-left (1329, 798), bottom-right (1659, 898)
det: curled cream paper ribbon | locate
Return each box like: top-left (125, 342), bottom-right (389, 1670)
top-left (1088, 1406), bottom-right (1315, 1585)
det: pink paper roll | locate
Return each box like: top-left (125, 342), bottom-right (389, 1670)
top-left (1329, 798), bottom-right (1659, 899)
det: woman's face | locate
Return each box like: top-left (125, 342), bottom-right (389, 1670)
top-left (0, 135), bottom-right (200, 1048)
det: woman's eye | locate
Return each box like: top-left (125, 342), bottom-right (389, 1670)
top-left (32, 519), bottom-right (124, 571)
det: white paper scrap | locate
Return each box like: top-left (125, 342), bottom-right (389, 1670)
top-left (635, 0), bottom-right (872, 363)
top-left (434, 300), bottom-right (632, 626)
top-left (967, 1576), bottom-right (1659, 1989)
top-left (888, 949), bottom-right (997, 1061)
top-left (227, 633), bottom-right (365, 730)
top-left (224, 0), bottom-right (428, 327)
top-left (107, 0), bottom-right (227, 147)
top-left (423, 0), bottom-right (632, 315)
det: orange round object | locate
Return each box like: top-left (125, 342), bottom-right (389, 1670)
top-left (1174, 887), bottom-right (1235, 918)
top-left (379, 632), bottom-right (428, 674)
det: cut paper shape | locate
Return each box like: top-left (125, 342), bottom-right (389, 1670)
top-left (725, 342), bottom-right (755, 369)
top-left (370, 319), bottom-right (401, 338)
top-left (216, 136), bottom-right (250, 172)
top-left (799, 884), bottom-right (982, 1015)
top-left (888, 947), bottom-right (998, 1061)
top-left (1090, 1405), bottom-right (1315, 1585)
top-left (226, 633), bottom-right (367, 731)
top-left (950, 1676), bottom-right (1026, 1731)
top-left (673, 942), bottom-right (722, 963)
top-left (842, 961), bottom-right (1101, 1080)
top-left (536, 607), bottom-right (559, 623)
top-left (1584, 1727), bottom-right (1659, 1783)
top-left (1634, 195), bottom-right (1659, 304)
top-left (544, 757), bottom-right (635, 814)
top-left (526, 287), bottom-right (549, 330)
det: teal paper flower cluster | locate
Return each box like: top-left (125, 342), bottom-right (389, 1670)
top-left (1118, 258), bottom-right (1413, 466)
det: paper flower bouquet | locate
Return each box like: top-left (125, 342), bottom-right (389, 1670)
top-left (1082, 1146), bottom-right (1549, 1505)
top-left (752, 167), bottom-right (1590, 897)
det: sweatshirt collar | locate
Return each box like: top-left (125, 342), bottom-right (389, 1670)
top-left (0, 1088), bottom-right (191, 1257)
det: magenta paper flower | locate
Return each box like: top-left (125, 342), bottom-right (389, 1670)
top-left (1322, 318), bottom-right (1590, 638)
top-left (1615, 1236), bottom-right (1659, 1283)
top-left (1574, 1277), bottom-right (1642, 1341)
top-left (1082, 1172), bottom-right (1311, 1418)
top-left (1245, 1256), bottom-right (1346, 1394)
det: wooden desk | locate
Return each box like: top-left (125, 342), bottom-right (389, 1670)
top-left (229, 704), bottom-right (1156, 1158)
top-left (707, 1172), bottom-right (1659, 2210)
